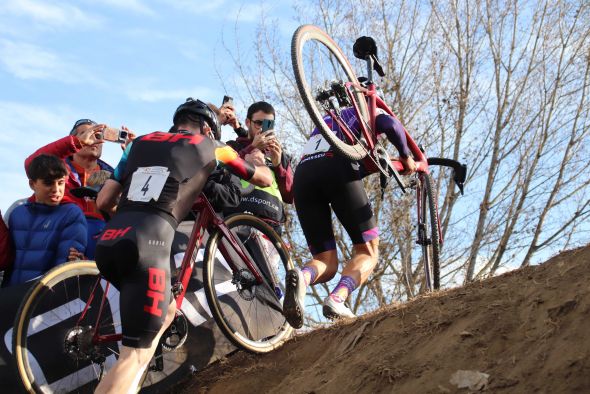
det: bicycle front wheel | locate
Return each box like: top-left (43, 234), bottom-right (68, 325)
top-left (203, 214), bottom-right (294, 353)
top-left (12, 261), bottom-right (121, 394)
top-left (417, 173), bottom-right (441, 291)
top-left (291, 24), bottom-right (369, 161)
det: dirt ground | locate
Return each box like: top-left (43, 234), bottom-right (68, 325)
top-left (174, 245), bottom-right (590, 393)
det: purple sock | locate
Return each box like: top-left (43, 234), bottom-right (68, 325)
top-left (301, 266), bottom-right (317, 286)
top-left (329, 276), bottom-right (357, 303)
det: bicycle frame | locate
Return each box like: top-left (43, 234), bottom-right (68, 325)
top-left (80, 194), bottom-right (265, 347)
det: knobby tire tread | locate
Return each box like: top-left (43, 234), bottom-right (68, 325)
top-left (291, 24), bottom-right (369, 161)
top-left (202, 213), bottom-right (293, 353)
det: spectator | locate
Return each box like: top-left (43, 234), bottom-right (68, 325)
top-left (0, 211), bottom-right (14, 285)
top-left (224, 101), bottom-right (294, 234)
top-left (3, 154), bottom-right (87, 286)
top-left (24, 119), bottom-right (124, 258)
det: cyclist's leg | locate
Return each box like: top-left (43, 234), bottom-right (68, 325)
top-left (293, 156), bottom-right (340, 282)
top-left (94, 212), bottom-right (176, 393)
top-left (95, 300), bottom-right (176, 394)
top-left (286, 158), bottom-right (338, 328)
top-left (325, 157), bottom-right (379, 317)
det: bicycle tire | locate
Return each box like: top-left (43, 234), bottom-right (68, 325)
top-left (203, 214), bottom-right (294, 353)
top-left (418, 174), bottom-right (441, 291)
top-left (13, 261), bottom-right (115, 393)
top-left (291, 24), bottom-right (369, 161)
top-left (12, 261), bottom-right (153, 393)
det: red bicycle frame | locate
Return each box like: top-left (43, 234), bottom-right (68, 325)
top-left (81, 194), bottom-right (265, 346)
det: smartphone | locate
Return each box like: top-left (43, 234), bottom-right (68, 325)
top-left (222, 95), bottom-right (233, 107)
top-left (101, 127), bottom-right (128, 143)
top-left (261, 119), bottom-right (275, 133)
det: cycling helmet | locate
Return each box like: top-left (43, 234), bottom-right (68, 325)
top-left (173, 98), bottom-right (220, 140)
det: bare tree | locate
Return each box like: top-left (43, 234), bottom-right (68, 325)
top-left (215, 0), bottom-right (590, 323)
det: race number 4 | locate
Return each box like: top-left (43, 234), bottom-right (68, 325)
top-left (127, 166), bottom-right (170, 202)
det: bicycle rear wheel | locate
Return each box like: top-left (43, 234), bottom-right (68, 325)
top-left (416, 173), bottom-right (441, 291)
top-left (291, 24), bottom-right (369, 161)
top-left (12, 261), bottom-right (121, 394)
top-left (203, 214), bottom-right (294, 353)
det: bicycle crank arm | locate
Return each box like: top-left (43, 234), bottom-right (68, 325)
top-left (427, 157), bottom-right (467, 195)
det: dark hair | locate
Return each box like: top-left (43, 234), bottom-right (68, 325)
top-left (246, 101), bottom-right (275, 120)
top-left (26, 154), bottom-right (68, 181)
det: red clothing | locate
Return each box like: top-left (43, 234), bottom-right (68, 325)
top-left (0, 213), bottom-right (14, 270)
top-left (24, 136), bottom-right (113, 220)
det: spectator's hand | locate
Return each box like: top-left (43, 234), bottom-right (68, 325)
top-left (244, 149), bottom-right (266, 166)
top-left (219, 105), bottom-right (240, 129)
top-left (78, 124), bottom-right (106, 147)
top-left (251, 130), bottom-right (276, 151)
top-left (266, 139), bottom-right (283, 167)
top-left (399, 156), bottom-right (417, 175)
top-left (120, 125), bottom-right (136, 151)
top-left (68, 247), bottom-right (85, 261)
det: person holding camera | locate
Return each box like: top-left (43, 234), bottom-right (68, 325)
top-left (24, 120), bottom-right (133, 258)
top-left (224, 101), bottom-right (294, 235)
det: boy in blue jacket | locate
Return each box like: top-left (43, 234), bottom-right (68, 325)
top-left (4, 154), bottom-right (87, 286)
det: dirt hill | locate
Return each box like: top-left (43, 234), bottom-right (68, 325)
top-left (174, 245), bottom-right (590, 393)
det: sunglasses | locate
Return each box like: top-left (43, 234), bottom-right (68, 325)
top-left (250, 120), bottom-right (265, 126)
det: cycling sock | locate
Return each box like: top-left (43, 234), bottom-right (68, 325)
top-left (301, 266), bottom-right (317, 286)
top-left (329, 276), bottom-right (357, 303)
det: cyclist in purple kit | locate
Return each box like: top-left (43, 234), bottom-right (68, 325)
top-left (284, 106), bottom-right (417, 328)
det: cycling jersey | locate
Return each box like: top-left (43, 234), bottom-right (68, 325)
top-left (112, 131), bottom-right (255, 223)
top-left (301, 108), bottom-right (411, 159)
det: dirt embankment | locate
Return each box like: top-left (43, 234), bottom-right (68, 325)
top-left (176, 245), bottom-right (590, 393)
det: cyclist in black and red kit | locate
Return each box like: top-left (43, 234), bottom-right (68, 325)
top-left (94, 98), bottom-right (272, 393)
top-left (284, 107), bottom-right (417, 328)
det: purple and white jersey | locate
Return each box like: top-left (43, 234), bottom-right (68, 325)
top-left (301, 107), bottom-right (411, 159)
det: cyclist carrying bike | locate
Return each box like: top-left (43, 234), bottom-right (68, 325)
top-left (94, 98), bottom-right (273, 394)
top-left (284, 104), bottom-right (417, 328)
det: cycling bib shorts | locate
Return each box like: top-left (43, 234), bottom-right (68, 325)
top-left (293, 153), bottom-right (378, 255)
top-left (95, 211), bottom-right (175, 348)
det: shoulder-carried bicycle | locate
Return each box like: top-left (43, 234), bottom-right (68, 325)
top-left (291, 24), bottom-right (467, 293)
top-left (12, 193), bottom-right (293, 393)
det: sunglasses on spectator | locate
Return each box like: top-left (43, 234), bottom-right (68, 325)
top-left (250, 120), bottom-right (265, 126)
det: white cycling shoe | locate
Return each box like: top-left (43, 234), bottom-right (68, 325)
top-left (283, 269), bottom-right (306, 329)
top-left (322, 296), bottom-right (356, 320)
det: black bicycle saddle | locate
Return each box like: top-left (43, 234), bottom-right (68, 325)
top-left (353, 36), bottom-right (385, 77)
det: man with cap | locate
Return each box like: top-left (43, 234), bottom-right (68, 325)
top-left (24, 120), bottom-right (129, 258)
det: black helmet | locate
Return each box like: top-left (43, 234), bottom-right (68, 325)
top-left (173, 98), bottom-right (220, 140)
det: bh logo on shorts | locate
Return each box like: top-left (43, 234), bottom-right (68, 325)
top-left (144, 267), bottom-right (166, 317)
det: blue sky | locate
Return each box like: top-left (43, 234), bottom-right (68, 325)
top-left (0, 0), bottom-right (298, 213)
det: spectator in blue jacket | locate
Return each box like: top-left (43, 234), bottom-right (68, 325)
top-left (3, 154), bottom-right (87, 286)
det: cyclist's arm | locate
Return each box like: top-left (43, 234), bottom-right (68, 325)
top-left (96, 142), bottom-right (130, 213)
top-left (215, 144), bottom-right (273, 187)
top-left (376, 114), bottom-right (412, 158)
top-left (97, 179), bottom-right (122, 214)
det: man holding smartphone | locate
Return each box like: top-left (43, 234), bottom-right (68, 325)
top-left (225, 101), bottom-right (293, 235)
